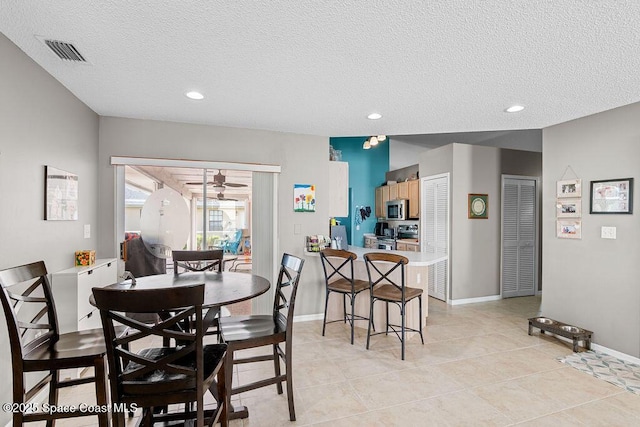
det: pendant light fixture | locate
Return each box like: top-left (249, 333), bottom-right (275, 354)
top-left (363, 135), bottom-right (387, 149)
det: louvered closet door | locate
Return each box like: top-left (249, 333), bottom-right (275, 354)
top-left (502, 177), bottom-right (537, 298)
top-left (422, 175), bottom-right (449, 301)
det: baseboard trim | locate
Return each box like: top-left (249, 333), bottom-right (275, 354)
top-left (590, 343), bottom-right (640, 365)
top-left (449, 295), bottom-right (502, 305)
top-left (294, 313), bottom-right (324, 322)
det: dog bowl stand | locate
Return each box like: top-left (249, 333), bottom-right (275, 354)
top-left (528, 317), bottom-right (593, 352)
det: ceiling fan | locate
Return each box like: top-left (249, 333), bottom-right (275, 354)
top-left (186, 170), bottom-right (247, 188)
top-left (214, 191), bottom-right (237, 201)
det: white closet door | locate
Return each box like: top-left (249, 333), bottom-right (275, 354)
top-left (502, 177), bottom-right (537, 298)
top-left (422, 174), bottom-right (449, 301)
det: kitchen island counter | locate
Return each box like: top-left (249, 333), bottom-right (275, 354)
top-left (346, 245), bottom-right (447, 266)
top-left (325, 247), bottom-right (448, 336)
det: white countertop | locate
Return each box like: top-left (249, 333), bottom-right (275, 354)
top-left (346, 246), bottom-right (447, 266)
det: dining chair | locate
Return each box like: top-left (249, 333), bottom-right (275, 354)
top-left (218, 253), bottom-right (304, 421)
top-left (173, 249), bottom-right (224, 274)
top-left (320, 249), bottom-right (370, 344)
top-left (93, 283), bottom-right (228, 427)
top-left (364, 252), bottom-right (424, 360)
top-left (0, 261), bottom-right (109, 426)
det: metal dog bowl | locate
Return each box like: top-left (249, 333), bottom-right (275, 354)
top-left (560, 325), bottom-right (583, 333)
top-left (534, 317), bottom-right (556, 325)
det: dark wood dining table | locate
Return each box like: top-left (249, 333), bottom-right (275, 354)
top-left (92, 270), bottom-right (270, 420)
top-left (96, 270), bottom-right (270, 308)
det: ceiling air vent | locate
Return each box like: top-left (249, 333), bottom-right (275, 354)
top-left (43, 39), bottom-right (87, 62)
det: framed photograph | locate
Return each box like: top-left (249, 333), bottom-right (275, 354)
top-left (557, 219), bottom-right (582, 239)
top-left (45, 166), bottom-right (79, 220)
top-left (557, 179), bottom-right (582, 198)
top-left (590, 178), bottom-right (633, 214)
top-left (468, 194), bottom-right (488, 219)
top-left (556, 198), bottom-right (582, 218)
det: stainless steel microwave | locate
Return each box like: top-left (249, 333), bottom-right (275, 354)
top-left (386, 199), bottom-right (408, 220)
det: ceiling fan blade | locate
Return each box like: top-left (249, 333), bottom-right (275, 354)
top-left (185, 181), bottom-right (214, 186)
top-left (222, 182), bottom-right (247, 187)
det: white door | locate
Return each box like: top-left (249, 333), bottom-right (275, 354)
top-left (421, 174), bottom-right (449, 301)
top-left (501, 176), bottom-right (538, 298)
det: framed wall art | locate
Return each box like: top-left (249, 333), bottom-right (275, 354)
top-left (294, 184), bottom-right (316, 212)
top-left (45, 166), bottom-right (79, 220)
top-left (557, 219), bottom-right (581, 239)
top-left (556, 198), bottom-right (582, 218)
top-left (590, 178), bottom-right (633, 214)
top-left (468, 194), bottom-right (488, 219)
top-left (557, 178), bottom-right (582, 198)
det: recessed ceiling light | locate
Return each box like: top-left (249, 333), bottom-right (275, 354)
top-left (505, 105), bottom-right (525, 113)
top-left (185, 91), bottom-right (204, 100)
top-left (367, 113), bottom-right (382, 120)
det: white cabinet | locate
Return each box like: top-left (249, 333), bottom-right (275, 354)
top-left (51, 259), bottom-right (117, 333)
top-left (328, 161), bottom-right (349, 217)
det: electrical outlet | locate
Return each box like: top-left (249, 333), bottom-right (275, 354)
top-left (601, 226), bottom-right (616, 239)
top-left (84, 224), bottom-right (91, 239)
top-left (294, 224), bottom-right (301, 235)
top-left (416, 273), bottom-right (421, 284)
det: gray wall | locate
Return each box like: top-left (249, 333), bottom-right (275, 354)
top-left (542, 102), bottom-right (640, 357)
top-left (98, 117), bottom-right (330, 317)
top-left (420, 143), bottom-right (542, 301)
top-left (0, 34), bottom-right (100, 425)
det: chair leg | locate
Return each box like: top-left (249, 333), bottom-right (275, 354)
top-left (342, 294), bottom-right (347, 323)
top-left (322, 290), bottom-right (330, 336)
top-left (385, 302), bottom-right (390, 335)
top-left (418, 295), bottom-right (425, 345)
top-left (285, 341), bottom-right (296, 421)
top-left (273, 343), bottom-right (283, 395)
top-left (94, 356), bottom-right (110, 427)
top-left (47, 370), bottom-right (59, 427)
top-left (217, 358), bottom-right (228, 427)
top-left (366, 299), bottom-right (374, 350)
top-left (350, 293), bottom-right (355, 345)
top-left (401, 303), bottom-right (406, 361)
top-left (14, 373), bottom-right (26, 427)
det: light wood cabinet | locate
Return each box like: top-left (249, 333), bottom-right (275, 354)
top-left (408, 179), bottom-right (420, 218)
top-left (328, 161), bottom-right (349, 217)
top-left (364, 237), bottom-right (378, 249)
top-left (51, 259), bottom-right (117, 333)
top-left (389, 183), bottom-right (398, 201)
top-left (396, 242), bottom-right (407, 251)
top-left (375, 185), bottom-right (391, 219)
top-left (375, 187), bottom-right (384, 218)
top-left (398, 181), bottom-right (409, 199)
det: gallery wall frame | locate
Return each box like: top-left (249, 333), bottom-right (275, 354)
top-left (557, 178), bottom-right (582, 198)
top-left (590, 178), bottom-right (633, 214)
top-left (44, 165), bottom-right (79, 220)
top-left (557, 219), bottom-right (582, 239)
top-left (556, 198), bottom-right (582, 218)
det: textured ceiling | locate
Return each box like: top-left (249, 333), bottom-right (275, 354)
top-left (1, 1), bottom-right (639, 137)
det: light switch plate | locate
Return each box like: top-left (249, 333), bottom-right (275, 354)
top-left (84, 224), bottom-right (91, 239)
top-left (601, 226), bottom-right (616, 239)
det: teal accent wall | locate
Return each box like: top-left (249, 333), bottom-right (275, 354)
top-left (330, 137), bottom-right (389, 246)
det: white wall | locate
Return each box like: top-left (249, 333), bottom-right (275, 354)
top-left (420, 143), bottom-right (541, 301)
top-left (542, 102), bottom-right (640, 357)
top-left (450, 144), bottom-right (502, 299)
top-left (98, 117), bottom-right (330, 316)
top-left (389, 139), bottom-right (430, 170)
top-left (0, 34), bottom-right (100, 425)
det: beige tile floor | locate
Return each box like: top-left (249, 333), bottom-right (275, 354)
top-left (25, 296), bottom-right (640, 426)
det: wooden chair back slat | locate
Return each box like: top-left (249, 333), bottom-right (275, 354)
top-left (173, 250), bottom-right (224, 274)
